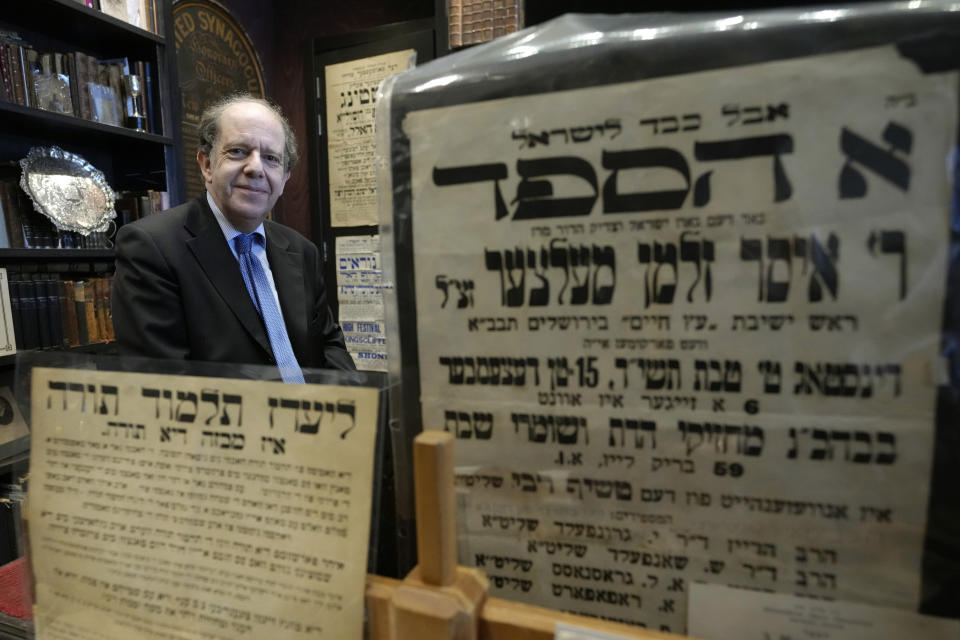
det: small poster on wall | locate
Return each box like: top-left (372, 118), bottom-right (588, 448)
top-left (325, 49), bottom-right (413, 228)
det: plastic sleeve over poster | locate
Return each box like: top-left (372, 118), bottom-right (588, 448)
top-left (27, 364), bottom-right (381, 640)
top-left (377, 5), bottom-right (960, 635)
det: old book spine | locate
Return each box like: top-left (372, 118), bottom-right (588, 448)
top-left (0, 43), bottom-right (13, 103)
top-left (104, 273), bottom-right (115, 341)
top-left (8, 45), bottom-right (26, 107)
top-left (24, 48), bottom-right (40, 108)
top-left (17, 47), bottom-right (32, 108)
top-left (92, 277), bottom-right (107, 341)
top-left (61, 281), bottom-right (80, 347)
top-left (82, 279), bottom-right (99, 343)
top-left (44, 278), bottom-right (63, 348)
top-left (66, 53), bottom-right (82, 118)
top-left (18, 280), bottom-right (40, 350)
top-left (34, 277), bottom-right (52, 348)
top-left (73, 281), bottom-right (89, 345)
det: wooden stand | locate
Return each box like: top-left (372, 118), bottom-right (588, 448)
top-left (366, 431), bottom-right (679, 640)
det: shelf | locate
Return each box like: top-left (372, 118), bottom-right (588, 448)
top-left (0, 249), bottom-right (114, 261)
top-left (0, 341), bottom-right (118, 367)
top-left (0, 101), bottom-right (173, 147)
top-left (0, 0), bottom-right (163, 60)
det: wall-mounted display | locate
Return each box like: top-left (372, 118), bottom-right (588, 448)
top-left (172, 0), bottom-right (265, 200)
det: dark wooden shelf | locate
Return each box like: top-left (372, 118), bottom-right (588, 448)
top-left (0, 341), bottom-right (118, 367)
top-left (0, 249), bottom-right (114, 261)
top-left (0, 101), bottom-right (173, 146)
top-left (0, 0), bottom-right (163, 59)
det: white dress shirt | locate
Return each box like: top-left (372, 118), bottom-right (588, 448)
top-left (206, 192), bottom-right (284, 312)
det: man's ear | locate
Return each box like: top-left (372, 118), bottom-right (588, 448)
top-left (276, 171), bottom-right (291, 196)
top-left (197, 151), bottom-right (213, 183)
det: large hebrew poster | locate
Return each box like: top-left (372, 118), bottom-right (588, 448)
top-left (28, 368), bottom-right (378, 640)
top-left (402, 45), bottom-right (957, 632)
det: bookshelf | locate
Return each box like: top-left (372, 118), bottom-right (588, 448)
top-left (0, 0), bottom-right (184, 364)
top-left (0, 0), bottom-right (184, 198)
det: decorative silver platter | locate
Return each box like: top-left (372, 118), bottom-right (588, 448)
top-left (19, 146), bottom-right (117, 235)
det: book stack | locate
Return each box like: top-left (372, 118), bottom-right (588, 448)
top-left (78, 0), bottom-right (164, 36)
top-left (115, 188), bottom-right (167, 226)
top-left (5, 271), bottom-right (116, 351)
top-left (0, 176), bottom-right (115, 249)
top-left (0, 30), bottom-right (157, 134)
top-left (448, 0), bottom-right (522, 48)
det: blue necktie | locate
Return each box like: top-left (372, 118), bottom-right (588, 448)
top-left (234, 233), bottom-right (305, 383)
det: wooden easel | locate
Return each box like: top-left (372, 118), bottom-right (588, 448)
top-left (365, 431), bottom-right (680, 640)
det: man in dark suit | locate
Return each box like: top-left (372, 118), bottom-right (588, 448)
top-left (112, 94), bottom-right (354, 380)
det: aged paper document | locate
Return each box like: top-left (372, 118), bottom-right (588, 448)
top-left (336, 235), bottom-right (389, 371)
top-left (402, 46), bottom-right (958, 632)
top-left (688, 583), bottom-right (960, 640)
top-left (326, 49), bottom-right (413, 227)
top-left (29, 367), bottom-right (379, 640)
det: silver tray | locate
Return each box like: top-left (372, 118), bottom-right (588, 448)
top-left (19, 146), bottom-right (117, 235)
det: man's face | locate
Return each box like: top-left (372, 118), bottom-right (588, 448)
top-left (198, 101), bottom-right (291, 233)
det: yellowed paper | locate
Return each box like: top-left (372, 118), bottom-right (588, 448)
top-left (28, 367), bottom-right (379, 640)
top-left (688, 583), bottom-right (960, 640)
top-left (326, 49), bottom-right (413, 227)
top-left (336, 235), bottom-right (389, 371)
top-left (0, 269), bottom-right (16, 355)
top-left (403, 45), bottom-right (957, 632)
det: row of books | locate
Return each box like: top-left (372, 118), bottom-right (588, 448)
top-left (0, 177), bottom-right (112, 249)
top-left (0, 175), bottom-right (163, 249)
top-left (116, 189), bottom-right (167, 226)
top-left (73, 0), bottom-right (165, 36)
top-left (5, 273), bottom-right (115, 351)
top-left (0, 31), bottom-right (156, 134)
top-left (448, 0), bottom-right (522, 48)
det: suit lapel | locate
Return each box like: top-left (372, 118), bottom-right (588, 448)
top-left (265, 225), bottom-right (308, 358)
top-left (184, 199), bottom-right (273, 357)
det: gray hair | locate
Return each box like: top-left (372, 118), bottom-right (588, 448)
top-left (197, 93), bottom-right (299, 171)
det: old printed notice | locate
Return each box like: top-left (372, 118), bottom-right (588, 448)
top-left (28, 367), bottom-right (379, 640)
top-left (336, 234), bottom-right (389, 371)
top-left (326, 49), bottom-right (413, 227)
top-left (688, 583), bottom-right (960, 640)
top-left (402, 46), bottom-right (957, 632)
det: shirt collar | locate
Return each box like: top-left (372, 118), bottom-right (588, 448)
top-left (206, 192), bottom-right (266, 245)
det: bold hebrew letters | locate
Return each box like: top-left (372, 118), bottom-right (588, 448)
top-left (601, 148), bottom-right (691, 212)
top-left (868, 230), bottom-right (906, 300)
top-left (434, 163), bottom-right (510, 220)
top-left (513, 157), bottom-right (599, 219)
top-left (679, 232), bottom-right (714, 303)
top-left (839, 122), bottom-right (911, 198)
top-left (693, 134), bottom-right (794, 206)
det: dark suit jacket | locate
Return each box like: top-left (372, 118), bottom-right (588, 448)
top-left (111, 196), bottom-right (355, 371)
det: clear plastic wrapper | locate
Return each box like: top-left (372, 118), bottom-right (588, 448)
top-left (377, 2), bottom-right (960, 633)
top-left (16, 351), bottom-right (393, 640)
